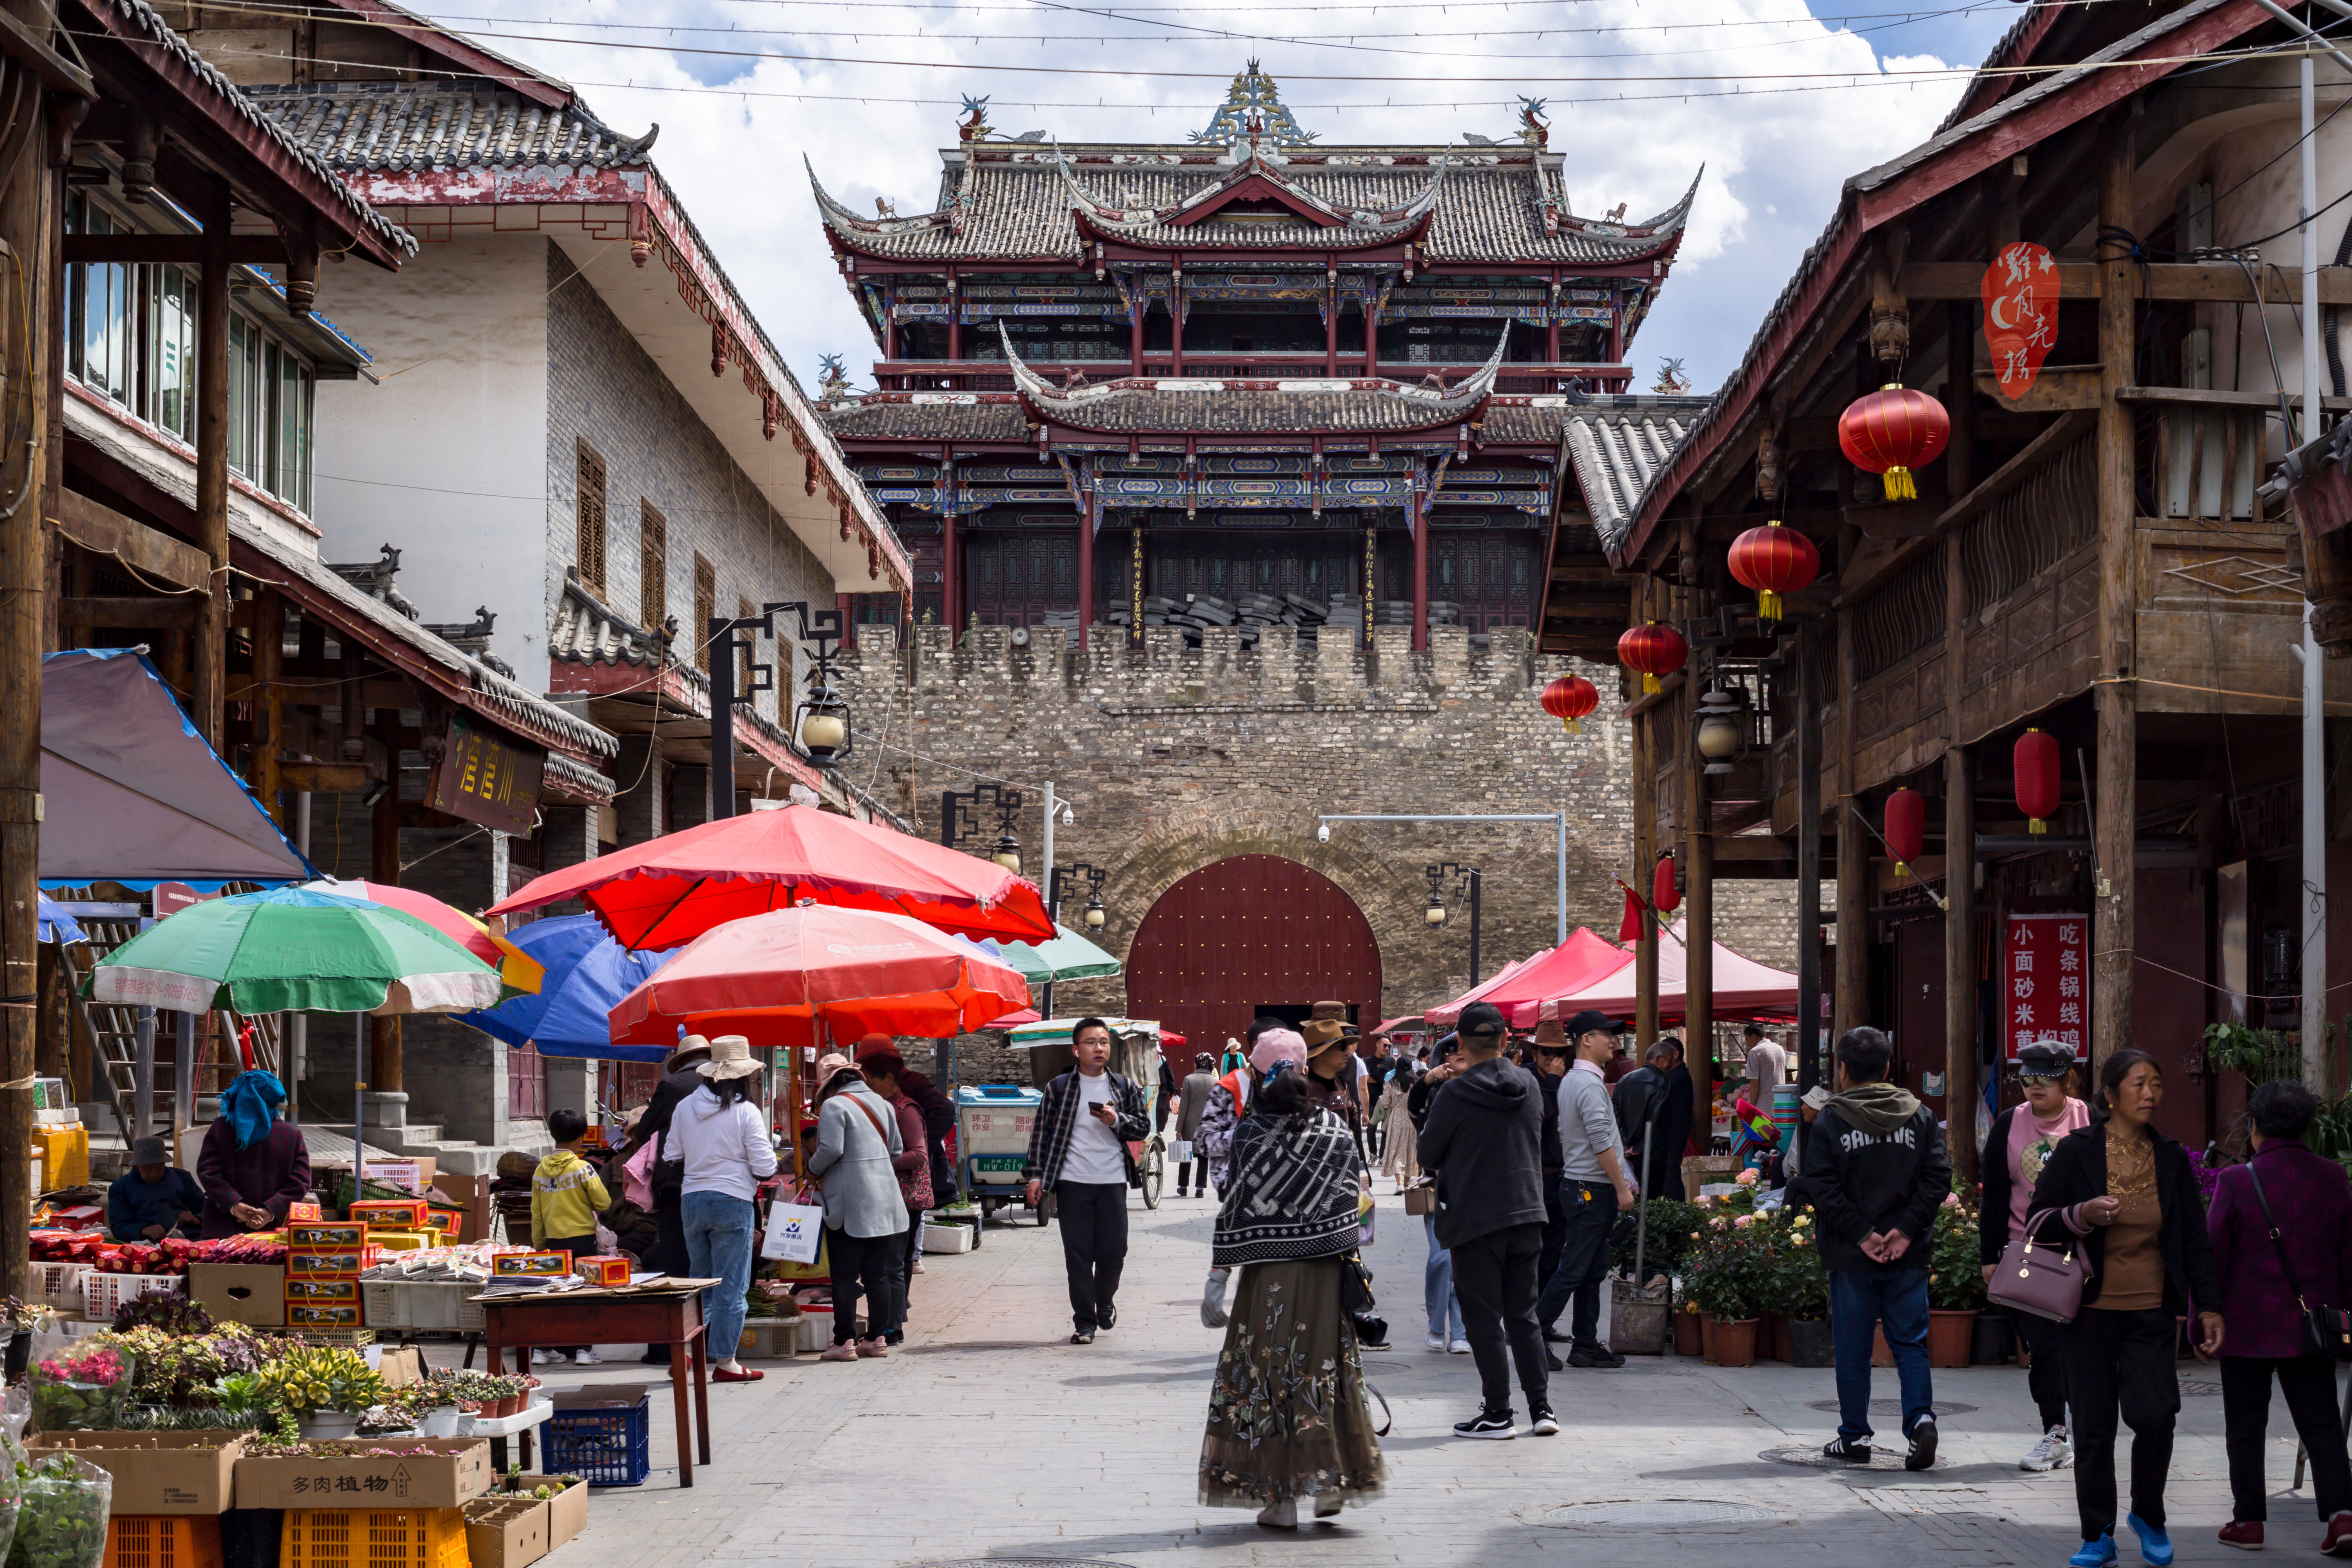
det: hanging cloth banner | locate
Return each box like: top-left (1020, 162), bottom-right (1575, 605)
top-left (1982, 242), bottom-right (2060, 400)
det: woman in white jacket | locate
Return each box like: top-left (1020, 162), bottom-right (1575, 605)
top-left (807, 1060), bottom-right (910, 1361)
top-left (667, 1036), bottom-right (777, 1383)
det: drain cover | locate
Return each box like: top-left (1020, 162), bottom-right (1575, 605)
top-left (1761, 1445), bottom-right (1942, 1472)
top-left (1807, 1400), bottom-right (1977, 1416)
top-left (1539, 1501), bottom-right (1778, 1531)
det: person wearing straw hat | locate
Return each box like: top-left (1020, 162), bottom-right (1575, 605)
top-left (670, 1035), bottom-right (778, 1383)
top-left (616, 1035), bottom-right (718, 1364)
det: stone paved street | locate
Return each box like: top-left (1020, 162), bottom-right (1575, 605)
top-left (474, 1191), bottom-right (2330, 1568)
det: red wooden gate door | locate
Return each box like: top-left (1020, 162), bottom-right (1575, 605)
top-left (1123, 856), bottom-right (1382, 1051)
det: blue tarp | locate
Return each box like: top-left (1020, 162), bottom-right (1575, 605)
top-left (456, 914), bottom-right (676, 1062)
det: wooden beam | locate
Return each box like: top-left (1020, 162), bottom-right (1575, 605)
top-left (2118, 383), bottom-right (2352, 413)
top-left (193, 183), bottom-right (229, 747)
top-left (2093, 111), bottom-right (2138, 1069)
top-left (1903, 260), bottom-right (2352, 304)
top-left (62, 234), bottom-right (286, 265)
top-left (1834, 610), bottom-right (1867, 1043)
top-left (1936, 408), bottom-right (2097, 535)
top-left (1942, 294), bottom-right (1977, 1184)
top-left (50, 488), bottom-right (209, 590)
top-left (279, 760), bottom-right (369, 793)
top-left (60, 595), bottom-right (202, 628)
top-left (1974, 365), bottom-right (2100, 412)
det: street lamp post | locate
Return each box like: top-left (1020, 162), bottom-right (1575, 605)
top-left (941, 782), bottom-right (1025, 874)
top-left (1316, 812), bottom-right (1568, 946)
top-left (1042, 859), bottom-right (1109, 1018)
top-left (708, 599), bottom-right (851, 821)
top-left (1426, 862), bottom-right (1483, 988)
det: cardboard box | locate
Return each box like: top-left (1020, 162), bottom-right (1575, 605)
top-left (285, 1202), bottom-right (322, 1221)
top-left (29, 1431), bottom-right (245, 1515)
top-left (549, 1381), bottom-right (650, 1414)
top-left (511, 1478), bottom-right (586, 1548)
top-left (285, 1303), bottom-right (363, 1328)
top-left (350, 1199), bottom-right (429, 1229)
top-left (283, 1278), bottom-right (359, 1304)
top-left (287, 1251), bottom-right (367, 1278)
top-left (492, 1252), bottom-right (570, 1278)
top-left (432, 1175), bottom-right (492, 1245)
top-left (188, 1263), bottom-right (286, 1328)
top-left (573, 1256), bottom-right (630, 1288)
top-left (462, 1497), bottom-right (548, 1568)
top-left (287, 1223), bottom-right (366, 1249)
top-left (234, 1437), bottom-right (491, 1510)
top-left (373, 1345), bottom-right (424, 1388)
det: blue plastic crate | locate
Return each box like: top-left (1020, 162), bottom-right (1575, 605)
top-left (543, 1399), bottom-right (650, 1487)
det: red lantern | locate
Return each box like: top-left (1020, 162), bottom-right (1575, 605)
top-left (1838, 384), bottom-right (1950, 501)
top-left (1884, 787), bottom-right (1925, 871)
top-left (1617, 621), bottom-right (1687, 695)
top-left (1653, 855), bottom-right (1680, 915)
top-left (1726, 520), bottom-right (1820, 622)
top-left (1540, 673), bottom-right (1599, 735)
top-left (2014, 728), bottom-right (2061, 835)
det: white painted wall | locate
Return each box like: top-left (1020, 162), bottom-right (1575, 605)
top-left (307, 236), bottom-right (551, 689)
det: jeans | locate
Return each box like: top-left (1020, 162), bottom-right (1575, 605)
top-left (680, 1191), bottom-right (755, 1363)
top-left (1536, 1180), bottom-right (1618, 1349)
top-left (826, 1227), bottom-right (902, 1343)
top-left (1423, 1214), bottom-right (1464, 1340)
top-left (893, 1205), bottom-right (924, 1337)
top-left (2222, 1354), bottom-right (2352, 1522)
top-left (1449, 1222), bottom-right (1550, 1417)
top-left (1535, 1177), bottom-right (1566, 1308)
top-left (1054, 1181), bottom-right (1128, 1332)
top-left (2013, 1306), bottom-right (2069, 1431)
top-left (1829, 1267), bottom-right (1933, 1443)
top-left (2064, 1305), bottom-right (2178, 1540)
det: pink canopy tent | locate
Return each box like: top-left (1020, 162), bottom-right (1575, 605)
top-left (1534, 935), bottom-right (1801, 1024)
top-left (1428, 928), bottom-right (1629, 1029)
top-left (1419, 952), bottom-right (1535, 1027)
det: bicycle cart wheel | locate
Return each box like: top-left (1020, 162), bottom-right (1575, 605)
top-left (1142, 1136), bottom-right (1165, 1209)
top-left (1036, 1191), bottom-right (1054, 1227)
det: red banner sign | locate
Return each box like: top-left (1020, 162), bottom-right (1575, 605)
top-left (1982, 242), bottom-right (2060, 400)
top-left (2003, 911), bottom-right (2088, 1062)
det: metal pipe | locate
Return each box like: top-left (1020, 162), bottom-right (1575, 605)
top-left (2304, 49), bottom-right (2332, 1091)
top-left (710, 617), bottom-right (737, 821)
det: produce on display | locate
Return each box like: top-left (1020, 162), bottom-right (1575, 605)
top-left (27, 1347), bottom-right (130, 1433)
top-left (6, 1454), bottom-right (108, 1568)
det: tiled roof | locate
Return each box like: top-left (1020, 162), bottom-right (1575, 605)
top-left (1561, 397), bottom-right (1710, 547)
top-left (243, 81), bottom-right (656, 173)
top-left (83, 0), bottom-right (416, 261)
top-left (543, 748), bottom-right (616, 805)
top-left (810, 151), bottom-right (1697, 266)
top-left (548, 574), bottom-right (676, 672)
top-left (822, 398), bottom-right (1033, 444)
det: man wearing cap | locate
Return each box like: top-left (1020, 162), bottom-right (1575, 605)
top-left (1528, 1020), bottom-right (1572, 1360)
top-left (1025, 1017), bottom-right (1152, 1343)
top-left (108, 1136), bottom-right (205, 1242)
top-left (1417, 1000), bottom-right (1555, 1439)
top-left (1174, 1052), bottom-right (1218, 1198)
top-left (1536, 1010), bottom-right (1637, 1368)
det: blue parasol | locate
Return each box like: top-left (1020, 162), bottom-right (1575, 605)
top-left (454, 914), bottom-right (677, 1061)
top-left (37, 896), bottom-right (85, 946)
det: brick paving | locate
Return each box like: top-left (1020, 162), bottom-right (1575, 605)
top-left (439, 1192), bottom-right (2334, 1568)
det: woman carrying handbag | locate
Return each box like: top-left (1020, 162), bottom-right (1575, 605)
top-left (2025, 1049), bottom-right (2223, 1568)
top-left (2205, 1078), bottom-right (2352, 1554)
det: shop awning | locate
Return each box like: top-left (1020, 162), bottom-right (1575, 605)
top-left (40, 647), bottom-right (315, 889)
top-left (1535, 938), bottom-right (1802, 1024)
top-left (1426, 928), bottom-right (1629, 1029)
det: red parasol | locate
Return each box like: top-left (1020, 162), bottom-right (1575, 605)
top-left (607, 906), bottom-right (1033, 1049)
top-left (488, 803), bottom-right (1055, 950)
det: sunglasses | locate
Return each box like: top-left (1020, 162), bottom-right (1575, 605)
top-left (2020, 1074), bottom-right (2065, 1088)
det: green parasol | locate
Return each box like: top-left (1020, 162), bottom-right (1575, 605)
top-left (985, 923), bottom-right (1123, 984)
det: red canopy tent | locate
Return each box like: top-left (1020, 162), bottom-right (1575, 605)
top-left (1418, 952), bottom-right (1536, 1028)
top-left (1532, 936), bottom-right (1801, 1024)
top-left (1427, 928), bottom-right (1630, 1029)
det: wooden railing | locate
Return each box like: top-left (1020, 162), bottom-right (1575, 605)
top-left (866, 359), bottom-right (1636, 394)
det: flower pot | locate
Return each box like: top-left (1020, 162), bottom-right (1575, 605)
top-left (297, 1411), bottom-right (362, 1440)
top-left (1675, 1307), bottom-right (1706, 1358)
top-left (1609, 1277), bottom-right (1670, 1356)
top-left (1786, 1317), bottom-right (1835, 1368)
top-left (418, 1405), bottom-right (464, 1437)
top-left (498, 1394), bottom-right (524, 1418)
top-left (1706, 1316), bottom-right (1760, 1368)
top-left (1927, 1310), bottom-right (1976, 1369)
top-left (1970, 1312), bottom-right (2016, 1366)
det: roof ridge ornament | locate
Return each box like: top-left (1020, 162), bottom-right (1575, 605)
top-left (1191, 59), bottom-right (1316, 147)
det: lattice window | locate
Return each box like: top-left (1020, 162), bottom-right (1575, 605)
top-left (693, 554), bottom-right (715, 670)
top-left (1853, 549), bottom-right (1946, 682)
top-left (575, 441), bottom-right (608, 596)
top-left (1962, 432), bottom-right (2096, 615)
top-left (638, 501), bottom-right (666, 631)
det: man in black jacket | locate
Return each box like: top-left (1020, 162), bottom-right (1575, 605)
top-left (1612, 1039), bottom-right (1682, 1196)
top-left (1800, 1025), bottom-right (1951, 1470)
top-left (1417, 1002), bottom-right (1554, 1440)
top-left (1653, 1037), bottom-right (1694, 1198)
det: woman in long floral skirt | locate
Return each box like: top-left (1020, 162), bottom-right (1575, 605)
top-left (1198, 1033), bottom-right (1387, 1528)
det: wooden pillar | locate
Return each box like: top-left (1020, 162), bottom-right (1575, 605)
top-left (1411, 459), bottom-right (1429, 651)
top-left (2093, 109), bottom-right (2139, 1067)
top-left (1634, 584), bottom-right (1660, 1052)
top-left (369, 773), bottom-right (403, 1094)
top-left (944, 267), bottom-right (960, 362)
top-left (1608, 296), bottom-right (1624, 365)
top-left (252, 593), bottom-right (284, 825)
top-left (882, 306), bottom-right (897, 364)
top-left (1171, 270), bottom-right (1183, 374)
top-left (1, 84), bottom-right (58, 1301)
top-left (1834, 605), bottom-right (1868, 1039)
top-left (1130, 288), bottom-right (1144, 371)
top-left (194, 180), bottom-right (229, 747)
top-left (1324, 272), bottom-right (1337, 374)
top-left (1943, 298), bottom-right (1980, 1181)
top-left (1365, 291), bottom-right (1379, 372)
top-left (1076, 467), bottom-right (1093, 650)
top-left (1679, 521), bottom-right (1713, 1131)
top-left (1546, 272), bottom-right (1562, 364)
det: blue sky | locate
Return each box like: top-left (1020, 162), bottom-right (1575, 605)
top-left (409, 0), bottom-right (2024, 394)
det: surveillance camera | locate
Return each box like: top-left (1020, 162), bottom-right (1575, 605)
top-left (1060, 804), bottom-right (1075, 826)
top-left (1317, 823), bottom-right (1331, 843)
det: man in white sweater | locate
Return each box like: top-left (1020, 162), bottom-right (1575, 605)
top-left (1534, 1009), bottom-right (1638, 1370)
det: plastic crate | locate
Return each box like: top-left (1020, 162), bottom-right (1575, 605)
top-left (542, 1398), bottom-right (650, 1487)
top-left (107, 1517), bottom-right (224, 1568)
top-left (30, 1260), bottom-right (86, 1312)
top-left (82, 1271), bottom-right (185, 1323)
top-left (278, 1511), bottom-right (467, 1568)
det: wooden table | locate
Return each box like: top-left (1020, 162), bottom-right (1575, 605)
top-left (475, 1288), bottom-right (713, 1488)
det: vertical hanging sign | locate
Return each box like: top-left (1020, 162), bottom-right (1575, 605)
top-left (2003, 911), bottom-right (2089, 1061)
top-left (1982, 242), bottom-right (2060, 400)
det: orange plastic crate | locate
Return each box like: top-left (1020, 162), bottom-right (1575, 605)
top-left (106, 1517), bottom-right (223, 1568)
top-left (279, 1510), bottom-right (469, 1568)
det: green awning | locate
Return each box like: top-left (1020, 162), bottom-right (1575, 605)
top-left (989, 923), bottom-right (1122, 983)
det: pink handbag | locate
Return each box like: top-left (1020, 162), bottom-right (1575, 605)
top-left (1986, 1207), bottom-right (2093, 1323)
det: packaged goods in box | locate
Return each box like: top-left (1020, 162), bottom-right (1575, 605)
top-left (368, 1233), bottom-right (433, 1254)
top-left (572, 1256), bottom-right (630, 1288)
top-left (29, 1432), bottom-right (246, 1515)
top-left (187, 1265), bottom-right (285, 1328)
top-left (285, 1202), bottom-right (322, 1221)
top-left (82, 1272), bottom-right (184, 1323)
top-left (235, 1440), bottom-right (491, 1512)
top-left (286, 1224), bottom-right (365, 1250)
top-left (31, 1261), bottom-right (87, 1312)
top-left (34, 1123), bottom-right (90, 1187)
top-left (283, 1279), bottom-right (359, 1305)
top-left (490, 1253), bottom-right (569, 1279)
top-left (279, 1509), bottom-right (468, 1568)
top-left (102, 1514), bottom-right (221, 1568)
top-left (32, 1077), bottom-right (75, 1126)
top-left (348, 1201), bottom-right (428, 1230)
top-left (508, 1479), bottom-right (584, 1549)
top-left (285, 1304), bottom-right (363, 1329)
top-left (286, 1252), bottom-right (366, 1279)
top-left (460, 1497), bottom-right (547, 1568)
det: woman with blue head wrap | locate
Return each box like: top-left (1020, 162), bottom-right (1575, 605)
top-left (196, 1068), bottom-right (313, 1237)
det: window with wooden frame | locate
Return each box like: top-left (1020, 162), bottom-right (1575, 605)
top-left (693, 554), bottom-right (715, 670)
top-left (638, 501), bottom-right (667, 631)
top-left (575, 441), bottom-right (608, 596)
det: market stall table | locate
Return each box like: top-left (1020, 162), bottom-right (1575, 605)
top-left (472, 1282), bottom-right (715, 1488)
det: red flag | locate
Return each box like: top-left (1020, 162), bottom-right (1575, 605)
top-left (1617, 883), bottom-right (1646, 944)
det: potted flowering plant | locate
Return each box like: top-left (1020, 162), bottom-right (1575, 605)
top-left (29, 1343), bottom-right (133, 1432)
top-left (1684, 1214), bottom-right (1770, 1366)
top-left (1925, 1194), bottom-right (1982, 1368)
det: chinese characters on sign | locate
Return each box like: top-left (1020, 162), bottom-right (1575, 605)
top-left (2005, 911), bottom-right (2089, 1061)
top-left (426, 713), bottom-right (545, 836)
top-left (1981, 242), bottom-right (2060, 400)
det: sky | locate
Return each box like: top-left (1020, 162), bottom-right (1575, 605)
top-left (405, 0), bottom-right (2026, 396)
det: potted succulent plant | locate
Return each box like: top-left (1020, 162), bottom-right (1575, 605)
top-left (254, 1345), bottom-right (392, 1439)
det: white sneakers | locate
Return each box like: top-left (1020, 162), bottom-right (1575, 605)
top-left (533, 1347), bottom-right (602, 1366)
top-left (529, 1348), bottom-right (552, 1365)
top-left (572, 1349), bottom-right (603, 1366)
top-left (1426, 1332), bottom-right (1448, 1352)
top-left (1448, 1338), bottom-right (1472, 1354)
top-left (2022, 1425), bottom-right (2074, 1472)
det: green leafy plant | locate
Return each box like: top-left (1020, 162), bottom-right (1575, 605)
top-left (28, 1345), bottom-right (130, 1433)
top-left (1682, 1215), bottom-right (1773, 1322)
top-left (1761, 1211), bottom-right (1830, 1319)
top-left (2204, 1022), bottom-right (2299, 1084)
top-left (1609, 1199), bottom-right (1706, 1281)
top-left (7, 1454), bottom-right (109, 1568)
top-left (1927, 1198), bottom-right (1985, 1311)
top-left (253, 1346), bottom-right (390, 1418)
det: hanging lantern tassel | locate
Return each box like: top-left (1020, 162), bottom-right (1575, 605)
top-left (1727, 519), bottom-right (1820, 625)
top-left (1540, 673), bottom-right (1599, 736)
top-left (1838, 384), bottom-right (1950, 506)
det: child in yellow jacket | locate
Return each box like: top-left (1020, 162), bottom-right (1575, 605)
top-left (530, 1109), bottom-right (610, 1365)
